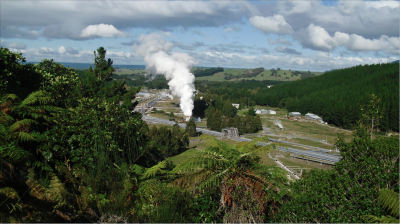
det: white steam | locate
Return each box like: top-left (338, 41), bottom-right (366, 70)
top-left (160, 91), bottom-right (174, 100)
top-left (134, 33), bottom-right (196, 116)
top-left (273, 120), bottom-right (284, 130)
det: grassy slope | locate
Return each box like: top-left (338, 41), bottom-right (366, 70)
top-left (196, 69), bottom-right (324, 82)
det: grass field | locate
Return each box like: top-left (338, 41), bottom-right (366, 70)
top-left (196, 69), bottom-right (324, 82)
top-left (115, 68), bottom-right (147, 76)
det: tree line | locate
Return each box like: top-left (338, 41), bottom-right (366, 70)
top-left (193, 67), bottom-right (224, 77)
top-left (200, 63), bottom-right (399, 132)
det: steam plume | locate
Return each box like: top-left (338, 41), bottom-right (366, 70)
top-left (273, 120), bottom-right (283, 129)
top-left (134, 33), bottom-right (196, 116)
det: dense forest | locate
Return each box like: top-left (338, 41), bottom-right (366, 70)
top-left (1, 47), bottom-right (399, 223)
top-left (193, 67), bottom-right (224, 77)
top-left (200, 63), bottom-right (399, 132)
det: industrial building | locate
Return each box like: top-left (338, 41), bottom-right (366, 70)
top-left (221, 127), bottom-right (239, 139)
top-left (267, 110), bottom-right (276, 114)
top-left (305, 113), bottom-right (323, 121)
top-left (289, 112), bottom-right (301, 117)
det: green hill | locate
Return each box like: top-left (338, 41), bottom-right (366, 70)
top-left (194, 67), bottom-right (324, 82)
top-left (203, 63), bottom-right (399, 132)
top-left (254, 63), bottom-right (399, 131)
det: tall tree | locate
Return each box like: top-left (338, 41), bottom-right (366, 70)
top-left (360, 94), bottom-right (384, 140)
top-left (185, 117), bottom-right (197, 137)
top-left (222, 101), bottom-right (237, 117)
top-left (248, 106), bottom-right (256, 116)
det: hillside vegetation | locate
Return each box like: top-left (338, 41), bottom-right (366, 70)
top-left (199, 63), bottom-right (399, 132)
top-left (195, 67), bottom-right (324, 82)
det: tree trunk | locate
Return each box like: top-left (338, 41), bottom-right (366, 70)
top-left (371, 118), bottom-right (374, 141)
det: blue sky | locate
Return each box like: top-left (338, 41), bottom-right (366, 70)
top-left (1, 0), bottom-right (399, 72)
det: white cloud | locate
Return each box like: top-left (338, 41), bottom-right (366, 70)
top-left (298, 24), bottom-right (399, 53)
top-left (193, 51), bottom-right (398, 71)
top-left (0, 40), bottom-right (26, 49)
top-left (80, 24), bottom-right (127, 38)
top-left (249, 15), bottom-right (293, 34)
top-left (224, 25), bottom-right (242, 32)
top-left (304, 24), bottom-right (336, 51)
top-left (13, 47), bottom-right (140, 64)
top-left (1, 1), bottom-right (258, 40)
top-left (272, 0), bottom-right (399, 39)
top-left (58, 46), bottom-right (66, 54)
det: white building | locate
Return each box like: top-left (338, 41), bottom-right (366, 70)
top-left (232, 104), bottom-right (240, 109)
top-left (289, 112), bottom-right (301, 117)
top-left (260, 109), bottom-right (268, 114)
top-left (255, 109), bottom-right (262, 114)
top-left (267, 110), bottom-right (276, 114)
top-left (305, 113), bottom-right (323, 121)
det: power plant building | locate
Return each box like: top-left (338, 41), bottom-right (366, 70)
top-left (305, 113), bottom-right (323, 121)
top-left (289, 112), bottom-right (301, 117)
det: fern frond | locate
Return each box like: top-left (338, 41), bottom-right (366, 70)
top-left (19, 91), bottom-right (53, 106)
top-left (1, 94), bottom-right (19, 102)
top-left (171, 153), bottom-right (230, 174)
top-left (197, 168), bottom-right (230, 189)
top-left (0, 142), bottom-right (33, 163)
top-left (19, 132), bottom-right (36, 141)
top-left (378, 189), bottom-right (399, 217)
top-left (8, 119), bottom-right (37, 133)
top-left (141, 160), bottom-right (168, 179)
top-left (169, 169), bottom-right (214, 189)
top-left (361, 215), bottom-right (399, 223)
top-left (361, 214), bottom-right (381, 223)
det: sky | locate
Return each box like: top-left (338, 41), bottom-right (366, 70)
top-left (1, 0), bottom-right (399, 72)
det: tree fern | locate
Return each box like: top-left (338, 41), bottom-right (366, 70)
top-left (361, 189), bottom-right (399, 223)
top-left (378, 189), bottom-right (399, 217)
top-left (361, 215), bottom-right (399, 223)
top-left (141, 161), bottom-right (168, 180)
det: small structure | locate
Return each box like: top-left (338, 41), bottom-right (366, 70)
top-left (221, 127), bottom-right (239, 139)
top-left (305, 113), bottom-right (323, 121)
top-left (255, 109), bottom-right (262, 114)
top-left (289, 112), bottom-right (301, 117)
top-left (267, 110), bottom-right (276, 114)
top-left (260, 109), bottom-right (268, 114)
top-left (267, 85), bottom-right (273, 88)
top-left (232, 104), bottom-right (240, 109)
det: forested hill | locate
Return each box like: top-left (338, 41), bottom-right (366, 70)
top-left (253, 63), bottom-right (399, 131)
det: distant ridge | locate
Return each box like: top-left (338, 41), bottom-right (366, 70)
top-left (23, 62), bottom-right (146, 70)
top-left (391, 60), bottom-right (399, 64)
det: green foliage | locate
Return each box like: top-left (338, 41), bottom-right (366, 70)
top-left (194, 67), bottom-right (224, 77)
top-left (0, 48), bottom-right (43, 99)
top-left (273, 135), bottom-right (399, 223)
top-left (361, 189), bottom-right (399, 223)
top-left (185, 117), bottom-right (197, 137)
top-left (360, 93), bottom-right (384, 140)
top-left (248, 106), bottom-right (256, 116)
top-left (192, 188), bottom-right (223, 223)
top-left (170, 136), bottom-right (284, 222)
top-left (222, 101), bottom-right (237, 117)
top-left (377, 189), bottom-right (399, 217)
top-left (201, 63), bottom-right (399, 132)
